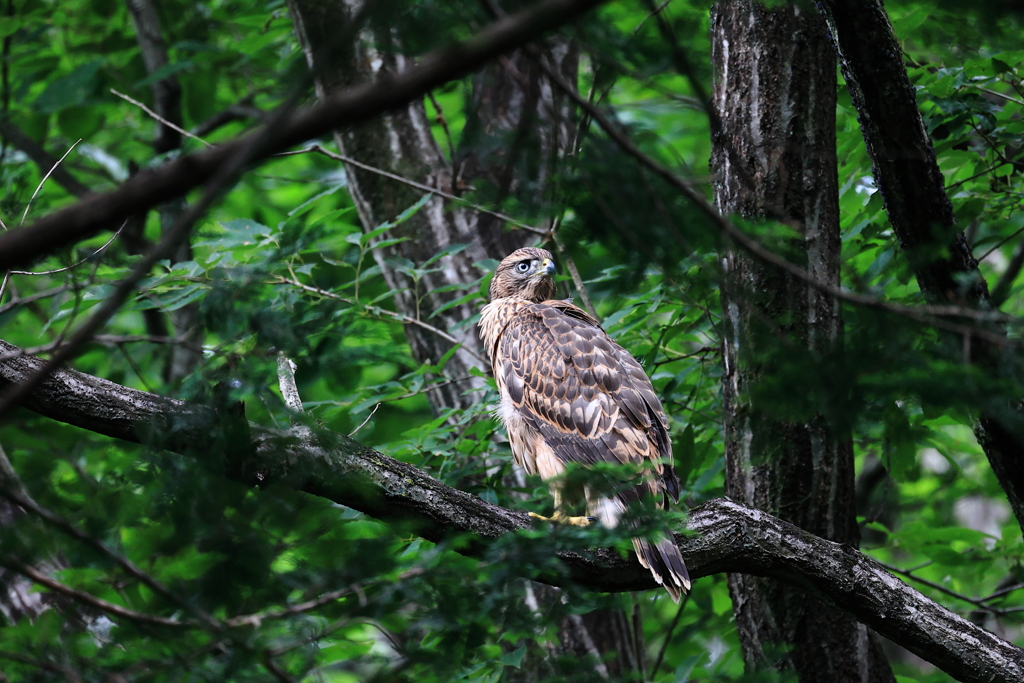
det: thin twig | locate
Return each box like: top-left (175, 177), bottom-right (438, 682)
top-left (0, 118), bottom-right (89, 196)
top-left (0, 650), bottom-right (75, 675)
top-left (111, 88), bottom-right (212, 148)
top-left (192, 96), bottom-right (265, 138)
top-left (979, 87), bottom-right (1024, 107)
top-left (0, 0), bottom-right (619, 272)
top-left (631, 0), bottom-right (673, 35)
top-left (0, 284), bottom-right (72, 315)
top-left (228, 568), bottom-right (425, 628)
top-left (262, 655), bottom-right (299, 683)
top-left (992, 237), bottom-right (1024, 307)
top-left (426, 91), bottom-right (457, 161)
top-left (652, 591), bottom-right (689, 674)
top-left (276, 145), bottom-right (548, 236)
top-left (550, 227), bottom-right (598, 318)
top-left (10, 221), bottom-right (127, 276)
top-left (979, 222), bottom-right (1024, 265)
top-left (982, 581), bottom-right (1024, 604)
top-left (349, 403), bottom-right (380, 436)
top-left (273, 276), bottom-right (487, 364)
top-left (116, 342), bottom-right (155, 393)
top-left (0, 484), bottom-right (221, 630)
top-left (0, 558), bottom-right (186, 628)
top-left (19, 139), bottom-right (82, 227)
top-left (0, 62), bottom-right (314, 420)
top-left (527, 45), bottom-right (1024, 349)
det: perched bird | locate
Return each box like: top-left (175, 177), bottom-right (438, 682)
top-left (479, 247), bottom-right (690, 600)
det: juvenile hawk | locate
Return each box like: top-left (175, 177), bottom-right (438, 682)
top-left (479, 247), bottom-right (689, 600)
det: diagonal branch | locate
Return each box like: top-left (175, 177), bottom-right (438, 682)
top-left (0, 119), bottom-right (90, 197)
top-left (0, 337), bottom-right (1022, 682)
top-left (0, 0), bottom-right (610, 272)
top-left (815, 0), bottom-right (1024, 536)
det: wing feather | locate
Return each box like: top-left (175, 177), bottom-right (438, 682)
top-left (496, 299), bottom-right (678, 500)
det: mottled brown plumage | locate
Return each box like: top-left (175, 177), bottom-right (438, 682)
top-left (480, 247), bottom-right (689, 600)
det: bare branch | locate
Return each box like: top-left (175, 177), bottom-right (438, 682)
top-left (111, 89), bottom-right (209, 148)
top-left (9, 221), bottom-right (126, 276)
top-left (227, 568), bottom-right (425, 628)
top-left (277, 145), bottom-right (548, 236)
top-left (0, 119), bottom-right (90, 197)
top-left (1, 337), bottom-right (1023, 682)
top-left (0, 0), bottom-right (610, 271)
top-left (19, 139), bottom-right (81, 226)
top-left (525, 43), bottom-right (1024, 351)
top-left (192, 96), bottom-right (265, 138)
top-left (0, 67), bottom-right (317, 420)
top-left (0, 483), bottom-right (220, 629)
top-left (274, 276), bottom-right (488, 365)
top-left (992, 237), bottom-right (1024, 307)
top-left (0, 558), bottom-right (185, 628)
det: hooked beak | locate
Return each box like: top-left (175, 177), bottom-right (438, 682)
top-left (538, 258), bottom-right (556, 277)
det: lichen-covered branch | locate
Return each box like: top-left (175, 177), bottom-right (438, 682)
top-left (0, 338), bottom-right (1022, 681)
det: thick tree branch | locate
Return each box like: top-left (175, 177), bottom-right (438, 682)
top-left (0, 338), bottom-right (1022, 683)
top-left (0, 0), bottom-right (608, 271)
top-left (815, 0), bottom-right (985, 306)
top-left (815, 0), bottom-right (1024, 535)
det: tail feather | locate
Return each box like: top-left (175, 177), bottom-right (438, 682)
top-left (633, 536), bottom-right (690, 602)
top-left (586, 494), bottom-right (690, 601)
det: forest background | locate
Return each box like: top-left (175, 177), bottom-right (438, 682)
top-left (0, 0), bottom-right (1023, 681)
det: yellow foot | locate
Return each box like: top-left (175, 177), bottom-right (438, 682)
top-left (528, 512), bottom-right (594, 527)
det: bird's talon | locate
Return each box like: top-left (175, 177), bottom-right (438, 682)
top-left (527, 512), bottom-right (592, 527)
top-left (552, 513), bottom-right (592, 527)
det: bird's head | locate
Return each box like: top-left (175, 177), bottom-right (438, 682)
top-left (489, 247), bottom-right (557, 302)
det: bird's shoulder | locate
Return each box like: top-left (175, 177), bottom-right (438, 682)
top-left (489, 298), bottom-right (677, 497)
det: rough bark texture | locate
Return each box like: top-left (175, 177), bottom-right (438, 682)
top-left (712, 2), bottom-right (893, 680)
top-left (2, 338), bottom-right (1023, 683)
top-left (288, 0), bottom-right (574, 412)
top-left (815, 0), bottom-right (1024, 533)
top-left (0, 447), bottom-right (51, 625)
top-left (284, 3), bottom-right (641, 677)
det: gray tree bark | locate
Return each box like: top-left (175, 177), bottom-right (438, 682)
top-left (288, 0), bottom-right (574, 412)
top-left (126, 0), bottom-right (202, 384)
top-left (286, 3), bottom-right (645, 678)
top-left (2, 337), bottom-right (1022, 683)
top-left (813, 0), bottom-right (1024, 537)
top-left (711, 2), bottom-right (893, 680)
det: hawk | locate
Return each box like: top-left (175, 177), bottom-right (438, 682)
top-left (479, 247), bottom-right (690, 600)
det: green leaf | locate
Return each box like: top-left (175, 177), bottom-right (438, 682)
top-left (499, 645), bottom-right (526, 669)
top-left (200, 219), bottom-right (274, 248)
top-left (423, 243), bottom-right (468, 267)
top-left (57, 106), bottom-right (104, 140)
top-left (34, 61), bottom-right (104, 114)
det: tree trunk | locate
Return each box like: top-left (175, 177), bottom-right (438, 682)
top-left (126, 0), bottom-right (202, 384)
top-left (289, 0), bottom-right (575, 412)
top-left (287, 3), bottom-right (643, 678)
top-left (711, 2), bottom-right (893, 680)
top-left (815, 0), bottom-right (1024, 534)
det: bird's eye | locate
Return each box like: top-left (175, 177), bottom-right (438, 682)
top-left (515, 261), bottom-right (531, 273)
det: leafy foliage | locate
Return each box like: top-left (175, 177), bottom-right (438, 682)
top-left (0, 1), bottom-right (1023, 682)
